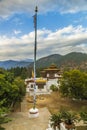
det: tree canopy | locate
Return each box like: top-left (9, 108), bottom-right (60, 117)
top-left (0, 68), bottom-right (26, 125)
top-left (0, 72), bottom-right (26, 109)
top-left (60, 70), bottom-right (87, 100)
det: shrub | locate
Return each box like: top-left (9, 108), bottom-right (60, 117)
top-left (50, 84), bottom-right (58, 91)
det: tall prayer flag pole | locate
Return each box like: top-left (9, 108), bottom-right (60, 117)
top-left (29, 6), bottom-right (39, 118)
top-left (33, 6), bottom-right (38, 109)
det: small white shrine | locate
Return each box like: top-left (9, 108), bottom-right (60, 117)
top-left (25, 77), bottom-right (49, 95)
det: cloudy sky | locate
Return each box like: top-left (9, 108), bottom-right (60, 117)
top-left (0, 0), bottom-right (87, 60)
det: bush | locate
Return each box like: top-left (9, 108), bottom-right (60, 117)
top-left (50, 84), bottom-right (58, 91)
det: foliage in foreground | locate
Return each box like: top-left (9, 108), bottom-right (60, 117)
top-left (50, 110), bottom-right (78, 130)
top-left (50, 112), bottom-right (62, 130)
top-left (0, 107), bottom-right (11, 128)
top-left (50, 110), bottom-right (87, 130)
top-left (0, 68), bottom-right (26, 126)
top-left (80, 111), bottom-right (87, 123)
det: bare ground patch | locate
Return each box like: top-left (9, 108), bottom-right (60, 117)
top-left (26, 91), bottom-right (87, 114)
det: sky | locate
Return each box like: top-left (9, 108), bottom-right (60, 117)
top-left (0, 0), bottom-right (87, 60)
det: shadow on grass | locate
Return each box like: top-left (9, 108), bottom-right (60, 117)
top-left (0, 126), bottom-right (5, 130)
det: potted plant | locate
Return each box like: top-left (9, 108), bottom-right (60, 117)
top-left (80, 111), bottom-right (87, 124)
top-left (50, 112), bottom-right (62, 130)
top-left (62, 111), bottom-right (78, 130)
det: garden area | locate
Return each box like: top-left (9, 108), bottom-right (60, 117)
top-left (0, 68), bottom-right (87, 129)
top-left (27, 70), bottom-right (87, 130)
top-left (27, 91), bottom-right (87, 130)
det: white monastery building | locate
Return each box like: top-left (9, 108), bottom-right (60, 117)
top-left (25, 64), bottom-right (62, 95)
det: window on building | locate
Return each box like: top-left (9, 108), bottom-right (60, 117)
top-left (31, 84), bottom-right (34, 88)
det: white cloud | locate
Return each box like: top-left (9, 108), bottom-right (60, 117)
top-left (0, 25), bottom-right (87, 60)
top-left (0, 0), bottom-right (87, 18)
top-left (14, 30), bottom-right (21, 35)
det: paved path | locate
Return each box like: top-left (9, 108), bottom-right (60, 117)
top-left (2, 107), bottom-right (50, 130)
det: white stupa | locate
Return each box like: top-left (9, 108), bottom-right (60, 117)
top-left (29, 108), bottom-right (39, 118)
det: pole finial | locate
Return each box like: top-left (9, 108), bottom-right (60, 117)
top-left (35, 6), bottom-right (38, 12)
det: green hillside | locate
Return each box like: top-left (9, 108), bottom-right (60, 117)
top-left (36, 54), bottom-right (61, 68)
top-left (35, 52), bottom-right (87, 69)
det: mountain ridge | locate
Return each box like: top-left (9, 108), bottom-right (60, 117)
top-left (35, 52), bottom-right (87, 69)
top-left (0, 52), bottom-right (87, 69)
top-left (0, 59), bottom-right (33, 69)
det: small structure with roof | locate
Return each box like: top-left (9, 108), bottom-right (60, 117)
top-left (25, 77), bottom-right (49, 95)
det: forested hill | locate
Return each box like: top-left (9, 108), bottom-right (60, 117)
top-left (0, 52), bottom-right (87, 69)
top-left (35, 52), bottom-right (87, 69)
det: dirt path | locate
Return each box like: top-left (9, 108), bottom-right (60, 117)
top-left (2, 107), bottom-right (50, 130)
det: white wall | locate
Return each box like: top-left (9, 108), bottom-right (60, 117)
top-left (46, 79), bottom-right (59, 90)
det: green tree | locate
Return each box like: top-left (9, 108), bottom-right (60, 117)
top-left (0, 73), bottom-right (11, 128)
top-left (0, 74), bottom-right (12, 107)
top-left (5, 72), bottom-right (14, 83)
top-left (60, 70), bottom-right (87, 100)
top-left (13, 77), bottom-right (26, 102)
top-left (0, 69), bottom-right (26, 127)
top-left (8, 67), bottom-right (31, 79)
top-left (0, 71), bottom-right (26, 110)
top-left (0, 107), bottom-right (11, 129)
